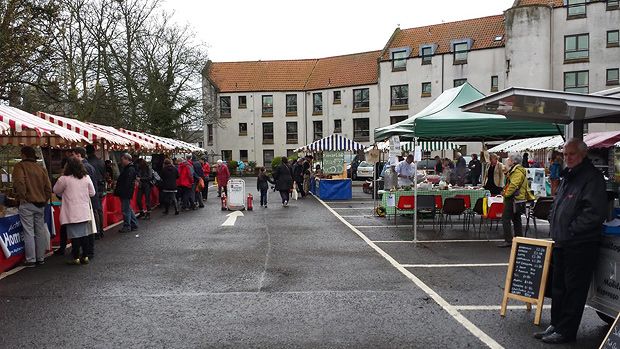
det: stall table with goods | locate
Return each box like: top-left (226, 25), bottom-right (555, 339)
top-left (381, 187), bottom-right (490, 216)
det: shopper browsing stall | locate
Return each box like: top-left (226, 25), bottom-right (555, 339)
top-left (395, 155), bottom-right (415, 187)
top-left (498, 153), bottom-right (535, 248)
top-left (12, 146), bottom-right (52, 266)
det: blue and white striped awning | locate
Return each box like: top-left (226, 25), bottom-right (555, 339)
top-left (402, 141), bottom-right (460, 152)
top-left (295, 134), bottom-right (366, 152)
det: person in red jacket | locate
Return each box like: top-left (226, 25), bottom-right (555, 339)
top-left (177, 158), bottom-right (194, 210)
top-left (216, 159), bottom-right (230, 197)
top-left (201, 158), bottom-right (211, 201)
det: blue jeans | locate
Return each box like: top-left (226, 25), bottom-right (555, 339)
top-left (121, 198), bottom-right (138, 230)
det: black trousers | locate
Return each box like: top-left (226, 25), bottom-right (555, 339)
top-left (71, 235), bottom-right (92, 260)
top-left (279, 190), bottom-right (290, 203)
top-left (202, 179), bottom-right (209, 201)
top-left (295, 177), bottom-right (305, 197)
top-left (551, 242), bottom-right (599, 339)
top-left (502, 198), bottom-right (524, 243)
top-left (161, 191), bottom-right (178, 213)
top-left (260, 188), bottom-right (268, 206)
top-left (58, 224), bottom-right (67, 251)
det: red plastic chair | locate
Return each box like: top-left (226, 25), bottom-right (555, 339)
top-left (394, 195), bottom-right (415, 225)
top-left (480, 202), bottom-right (504, 234)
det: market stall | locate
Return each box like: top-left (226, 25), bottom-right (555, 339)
top-left (0, 106), bottom-right (89, 273)
top-left (296, 134), bottom-right (364, 200)
top-left (462, 86), bottom-right (620, 323)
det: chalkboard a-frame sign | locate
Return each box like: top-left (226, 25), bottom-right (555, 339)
top-left (501, 237), bottom-right (554, 325)
top-left (600, 313), bottom-right (620, 349)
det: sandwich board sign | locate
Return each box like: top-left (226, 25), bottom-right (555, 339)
top-left (501, 237), bottom-right (554, 325)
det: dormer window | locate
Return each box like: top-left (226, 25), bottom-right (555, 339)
top-left (454, 42), bottom-right (468, 64)
top-left (391, 48), bottom-right (410, 71)
top-left (420, 45), bottom-right (437, 65)
top-left (494, 35), bottom-right (503, 42)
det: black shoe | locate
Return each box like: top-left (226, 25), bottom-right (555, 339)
top-left (119, 228), bottom-right (130, 233)
top-left (131, 226), bottom-right (138, 231)
top-left (23, 261), bottom-right (36, 267)
top-left (35, 260), bottom-right (45, 265)
top-left (534, 325), bottom-right (555, 339)
top-left (53, 249), bottom-right (65, 256)
top-left (174, 211), bottom-right (179, 215)
top-left (497, 242), bottom-right (512, 248)
top-left (541, 332), bottom-right (574, 344)
top-left (198, 205), bottom-right (204, 208)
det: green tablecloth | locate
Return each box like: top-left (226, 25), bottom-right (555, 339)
top-left (381, 188), bottom-right (490, 215)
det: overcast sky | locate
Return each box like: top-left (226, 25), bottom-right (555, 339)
top-left (162, 0), bottom-right (516, 62)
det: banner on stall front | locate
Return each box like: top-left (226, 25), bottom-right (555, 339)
top-left (0, 214), bottom-right (24, 258)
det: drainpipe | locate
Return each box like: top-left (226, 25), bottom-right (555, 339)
top-left (549, 5), bottom-right (554, 90)
top-left (441, 54), bottom-right (445, 92)
top-left (252, 93), bottom-right (257, 163)
top-left (304, 91), bottom-right (308, 147)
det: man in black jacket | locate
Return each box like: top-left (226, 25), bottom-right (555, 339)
top-left (534, 139), bottom-right (607, 344)
top-left (86, 145), bottom-right (106, 239)
top-left (191, 155), bottom-right (205, 208)
top-left (115, 154), bottom-right (138, 233)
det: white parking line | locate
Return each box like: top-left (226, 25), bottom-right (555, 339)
top-left (454, 305), bottom-right (551, 311)
top-left (355, 225), bottom-right (413, 228)
top-left (402, 263), bottom-right (508, 268)
top-left (340, 215), bottom-right (375, 218)
top-left (315, 195), bottom-right (503, 349)
top-left (373, 239), bottom-right (504, 243)
top-left (332, 207), bottom-right (374, 210)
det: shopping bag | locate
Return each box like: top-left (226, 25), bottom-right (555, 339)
top-left (292, 187), bottom-right (299, 200)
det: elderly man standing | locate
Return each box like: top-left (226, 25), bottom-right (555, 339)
top-left (534, 139), bottom-right (607, 344)
top-left (395, 154), bottom-right (415, 187)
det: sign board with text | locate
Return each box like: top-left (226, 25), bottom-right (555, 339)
top-left (501, 237), bottom-right (554, 325)
top-left (323, 151), bottom-right (345, 175)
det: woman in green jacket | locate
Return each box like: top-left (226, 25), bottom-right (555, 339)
top-left (498, 153), bottom-right (536, 247)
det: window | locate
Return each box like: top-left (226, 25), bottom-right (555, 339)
top-left (220, 96), bottom-right (231, 117)
top-left (608, 30), bottom-right (620, 47)
top-left (334, 119), bottom-right (342, 133)
top-left (454, 79), bottom-right (467, 87)
top-left (564, 34), bottom-right (589, 61)
top-left (453, 42), bottom-right (468, 64)
top-left (239, 150), bottom-right (248, 162)
top-left (263, 150), bottom-right (274, 168)
top-left (390, 85), bottom-right (408, 109)
top-left (353, 88), bottom-right (370, 111)
top-left (564, 71), bottom-right (589, 93)
top-left (353, 118), bottom-right (370, 142)
top-left (221, 150), bottom-right (232, 162)
top-left (333, 91), bottom-right (341, 104)
top-left (286, 94), bottom-right (297, 116)
top-left (239, 123), bottom-right (248, 136)
top-left (313, 93), bottom-right (323, 115)
top-left (286, 122), bottom-right (298, 144)
top-left (390, 115), bottom-right (407, 125)
top-left (421, 82), bottom-right (432, 97)
top-left (608, 68), bottom-right (620, 86)
top-left (262, 95), bottom-right (273, 116)
top-left (392, 50), bottom-right (407, 71)
top-left (491, 76), bottom-right (499, 92)
top-left (207, 124), bottom-right (213, 146)
top-left (421, 46), bottom-right (433, 65)
top-left (198, 141), bottom-right (204, 148)
top-left (262, 122), bottom-right (274, 144)
top-left (313, 120), bottom-right (323, 141)
top-left (238, 96), bottom-right (247, 109)
top-left (567, 0), bottom-right (586, 18)
top-left (608, 0), bottom-right (619, 10)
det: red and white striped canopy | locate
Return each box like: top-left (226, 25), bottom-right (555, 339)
top-left (0, 105), bottom-right (88, 144)
top-left (38, 112), bottom-right (131, 146)
top-left (145, 133), bottom-right (204, 152)
top-left (119, 129), bottom-right (175, 151)
top-left (88, 124), bottom-right (155, 150)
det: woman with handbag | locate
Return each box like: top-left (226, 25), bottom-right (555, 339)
top-left (273, 157), bottom-right (294, 207)
top-left (498, 153), bottom-right (536, 248)
top-left (53, 158), bottom-right (96, 265)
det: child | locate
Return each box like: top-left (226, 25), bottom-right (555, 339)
top-left (257, 167), bottom-right (274, 208)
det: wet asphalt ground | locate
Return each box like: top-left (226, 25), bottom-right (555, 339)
top-left (0, 178), bottom-right (612, 348)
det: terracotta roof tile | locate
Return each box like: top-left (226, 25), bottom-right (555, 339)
top-left (207, 51), bottom-right (381, 93)
top-left (381, 15), bottom-right (506, 60)
top-left (514, 0), bottom-right (563, 7)
top-left (207, 59), bottom-right (318, 93)
top-left (304, 51), bottom-right (381, 91)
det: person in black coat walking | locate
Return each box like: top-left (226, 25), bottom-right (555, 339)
top-left (273, 157), bottom-right (293, 207)
top-left (86, 145), bottom-right (106, 239)
top-left (292, 158), bottom-right (305, 198)
top-left (114, 154), bottom-right (138, 233)
top-left (160, 158), bottom-right (179, 215)
top-left (257, 167), bottom-right (274, 208)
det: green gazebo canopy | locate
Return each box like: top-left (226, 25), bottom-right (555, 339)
top-left (374, 83), bottom-right (561, 142)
